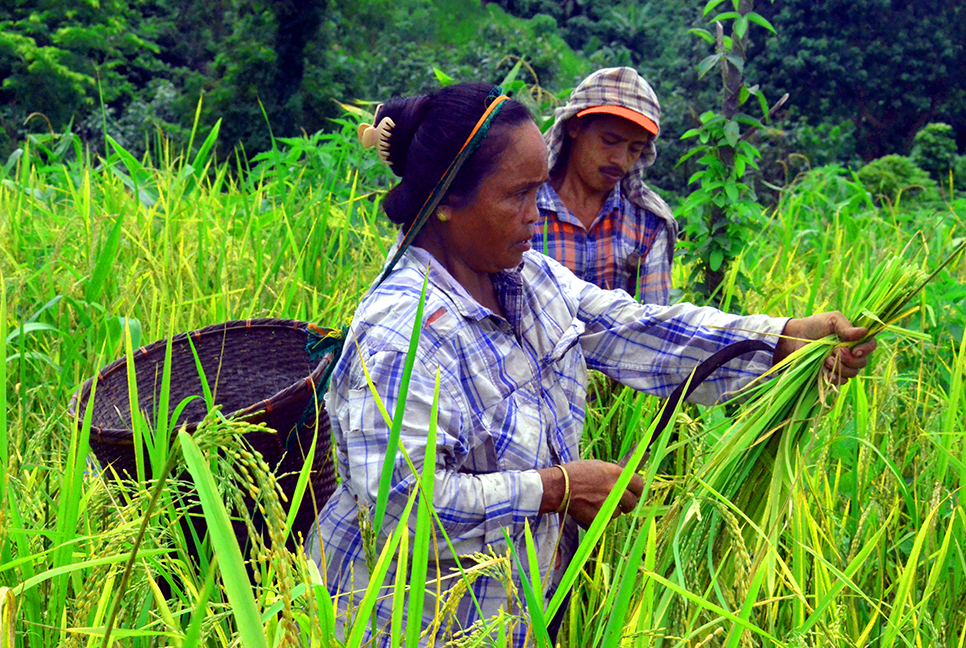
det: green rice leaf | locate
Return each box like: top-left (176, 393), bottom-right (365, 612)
top-left (503, 524), bottom-right (552, 648)
top-left (406, 366), bottom-right (440, 648)
top-left (179, 431), bottom-right (268, 648)
top-left (374, 266), bottom-right (431, 535)
top-left (346, 489), bottom-right (419, 648)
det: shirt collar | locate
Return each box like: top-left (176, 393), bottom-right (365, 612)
top-left (536, 181), bottom-right (624, 228)
top-left (385, 236), bottom-right (526, 324)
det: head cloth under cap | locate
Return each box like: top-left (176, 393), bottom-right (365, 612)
top-left (544, 67), bottom-right (678, 263)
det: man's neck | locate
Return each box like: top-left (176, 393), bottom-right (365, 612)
top-left (551, 171), bottom-right (610, 230)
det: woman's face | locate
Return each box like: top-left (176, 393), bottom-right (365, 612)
top-left (439, 121), bottom-right (549, 275)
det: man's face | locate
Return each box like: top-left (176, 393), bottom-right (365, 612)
top-left (565, 113), bottom-right (653, 193)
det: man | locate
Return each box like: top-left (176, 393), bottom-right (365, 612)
top-left (534, 67), bottom-right (678, 305)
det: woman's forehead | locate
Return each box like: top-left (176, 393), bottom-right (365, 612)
top-left (493, 122), bottom-right (549, 184)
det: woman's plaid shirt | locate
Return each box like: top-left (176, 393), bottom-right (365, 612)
top-left (307, 245), bottom-right (784, 646)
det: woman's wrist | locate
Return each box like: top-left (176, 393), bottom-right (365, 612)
top-left (537, 466), bottom-right (567, 514)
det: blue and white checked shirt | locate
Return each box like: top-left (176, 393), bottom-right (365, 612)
top-left (307, 244), bottom-right (785, 646)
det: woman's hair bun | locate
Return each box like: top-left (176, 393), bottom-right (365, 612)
top-left (378, 83), bottom-right (533, 230)
top-left (378, 95), bottom-right (433, 178)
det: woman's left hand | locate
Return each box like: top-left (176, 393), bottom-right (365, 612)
top-left (775, 311), bottom-right (878, 385)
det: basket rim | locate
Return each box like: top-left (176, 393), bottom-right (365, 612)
top-left (69, 318), bottom-right (337, 439)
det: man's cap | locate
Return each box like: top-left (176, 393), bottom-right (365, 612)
top-left (575, 105), bottom-right (659, 136)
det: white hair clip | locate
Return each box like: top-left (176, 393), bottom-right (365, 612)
top-left (357, 103), bottom-right (395, 166)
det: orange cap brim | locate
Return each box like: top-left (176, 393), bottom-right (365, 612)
top-left (576, 105), bottom-right (659, 135)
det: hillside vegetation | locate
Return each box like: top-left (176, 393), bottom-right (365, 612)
top-left (2, 0), bottom-right (964, 197)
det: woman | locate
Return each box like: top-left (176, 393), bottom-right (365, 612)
top-left (533, 67), bottom-right (676, 305)
top-left (306, 83), bottom-right (874, 646)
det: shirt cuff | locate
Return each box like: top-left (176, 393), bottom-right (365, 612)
top-left (516, 469), bottom-right (545, 519)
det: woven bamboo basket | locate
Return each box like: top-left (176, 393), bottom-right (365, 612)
top-left (68, 318), bottom-right (339, 550)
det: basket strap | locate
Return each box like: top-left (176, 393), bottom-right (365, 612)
top-left (290, 326), bottom-right (349, 450)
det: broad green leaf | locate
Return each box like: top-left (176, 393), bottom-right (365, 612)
top-left (709, 249), bottom-right (724, 271)
top-left (702, 0), bottom-right (729, 16)
top-left (746, 12), bottom-right (777, 33)
top-left (734, 15), bottom-right (749, 39)
top-left (723, 53), bottom-right (744, 73)
top-left (433, 67), bottom-right (456, 87)
top-left (688, 28), bottom-right (715, 43)
top-left (697, 54), bottom-right (721, 78)
top-left (708, 11), bottom-right (741, 23)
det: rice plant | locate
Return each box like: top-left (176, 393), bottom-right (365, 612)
top-left (1, 123), bottom-right (965, 648)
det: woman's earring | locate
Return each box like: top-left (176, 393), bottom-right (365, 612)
top-left (437, 210), bottom-right (449, 222)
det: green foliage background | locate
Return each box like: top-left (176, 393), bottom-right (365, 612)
top-left (2, 0), bottom-right (964, 199)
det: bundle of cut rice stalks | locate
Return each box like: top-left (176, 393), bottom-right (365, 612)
top-left (650, 243), bottom-right (964, 644)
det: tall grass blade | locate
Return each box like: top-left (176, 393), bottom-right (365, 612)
top-left (121, 321), bottom-right (147, 482)
top-left (190, 120), bottom-right (222, 183)
top-left (405, 366), bottom-right (440, 648)
top-left (547, 409), bottom-right (670, 621)
top-left (182, 557), bottom-right (218, 648)
top-left (392, 528), bottom-right (409, 648)
top-left (85, 213), bottom-right (124, 304)
top-left (0, 279), bottom-right (7, 485)
top-left (345, 490), bottom-right (420, 648)
top-left (881, 504), bottom-right (938, 646)
top-left (374, 267), bottom-right (431, 534)
top-left (13, 548), bottom-right (169, 595)
top-left (503, 524), bottom-right (551, 648)
top-left (599, 512), bottom-right (654, 648)
top-left (179, 430), bottom-right (268, 648)
top-left (0, 586), bottom-right (15, 648)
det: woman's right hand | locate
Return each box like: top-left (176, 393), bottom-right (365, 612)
top-left (776, 311), bottom-right (877, 385)
top-left (539, 459), bottom-right (644, 528)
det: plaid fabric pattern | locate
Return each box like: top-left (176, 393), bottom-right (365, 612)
top-left (544, 67), bottom-right (678, 265)
top-left (534, 182), bottom-right (671, 305)
top-left (307, 244), bottom-right (785, 647)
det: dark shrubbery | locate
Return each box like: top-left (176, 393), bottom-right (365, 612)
top-left (856, 155), bottom-right (938, 206)
top-left (911, 123), bottom-right (958, 186)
